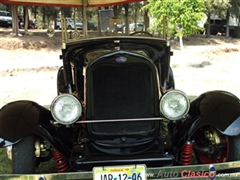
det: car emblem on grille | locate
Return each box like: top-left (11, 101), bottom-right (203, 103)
top-left (116, 56), bottom-right (127, 63)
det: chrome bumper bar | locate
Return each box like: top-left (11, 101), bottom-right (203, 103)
top-left (0, 161), bottom-right (240, 180)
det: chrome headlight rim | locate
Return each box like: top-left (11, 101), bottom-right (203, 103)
top-left (50, 94), bottom-right (82, 125)
top-left (160, 90), bottom-right (190, 121)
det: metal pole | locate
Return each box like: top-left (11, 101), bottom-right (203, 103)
top-left (163, 15), bottom-right (168, 39)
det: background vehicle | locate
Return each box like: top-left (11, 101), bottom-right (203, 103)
top-left (0, 26), bottom-right (240, 179)
top-left (55, 18), bottom-right (97, 31)
top-left (123, 22), bottom-right (143, 32)
top-left (205, 18), bottom-right (236, 37)
top-left (87, 20), bottom-right (98, 31)
top-left (55, 17), bottom-right (83, 30)
top-left (130, 22), bottom-right (143, 31)
top-left (76, 20), bottom-right (98, 31)
top-left (0, 10), bottom-right (12, 27)
top-left (18, 15), bottom-right (37, 29)
top-left (116, 22), bottom-right (125, 32)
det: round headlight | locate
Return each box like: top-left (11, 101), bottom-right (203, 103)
top-left (160, 90), bottom-right (190, 120)
top-left (50, 94), bottom-right (82, 125)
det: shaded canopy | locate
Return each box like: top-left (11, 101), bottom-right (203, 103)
top-left (1, 0), bottom-right (144, 7)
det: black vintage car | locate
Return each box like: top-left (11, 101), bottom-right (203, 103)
top-left (0, 31), bottom-right (240, 179)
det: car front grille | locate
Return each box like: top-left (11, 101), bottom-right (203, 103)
top-left (90, 65), bottom-right (155, 134)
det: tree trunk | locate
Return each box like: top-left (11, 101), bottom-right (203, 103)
top-left (98, 7), bottom-right (101, 36)
top-left (34, 6), bottom-right (37, 19)
top-left (134, 3), bottom-right (137, 32)
top-left (144, 1), bottom-right (149, 32)
top-left (123, 4), bottom-right (129, 35)
top-left (11, 4), bottom-right (19, 36)
top-left (144, 10), bottom-right (149, 32)
top-left (113, 5), bottom-right (118, 34)
top-left (54, 9), bottom-right (58, 30)
top-left (179, 35), bottom-right (184, 51)
top-left (24, 6), bottom-right (29, 34)
top-left (42, 7), bottom-right (46, 29)
top-left (238, 18), bottom-right (240, 38)
top-left (226, 8), bottom-right (230, 38)
top-left (82, 0), bottom-right (88, 38)
top-left (206, 13), bottom-right (211, 38)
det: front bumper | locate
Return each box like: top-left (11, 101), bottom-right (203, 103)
top-left (0, 161), bottom-right (240, 180)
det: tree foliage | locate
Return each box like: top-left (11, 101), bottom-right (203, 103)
top-left (204, 0), bottom-right (231, 37)
top-left (205, 0), bottom-right (230, 17)
top-left (229, 0), bottom-right (240, 37)
top-left (144, 0), bottom-right (206, 38)
top-left (230, 0), bottom-right (240, 17)
top-left (0, 3), bottom-right (7, 10)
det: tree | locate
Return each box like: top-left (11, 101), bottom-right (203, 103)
top-left (61, 7), bottom-right (73, 17)
top-left (123, 4), bottom-right (130, 35)
top-left (11, 4), bottom-right (19, 36)
top-left (38, 6), bottom-right (60, 29)
top-left (229, 0), bottom-right (240, 21)
top-left (24, 6), bottom-right (29, 34)
top-left (144, 0), bottom-right (205, 50)
top-left (228, 0), bottom-right (240, 37)
top-left (144, 0), bottom-right (205, 36)
top-left (143, 1), bottom-right (150, 32)
top-left (204, 0), bottom-right (230, 38)
top-left (86, 7), bottom-right (98, 20)
top-left (0, 3), bottom-right (7, 10)
top-left (132, 2), bottom-right (143, 31)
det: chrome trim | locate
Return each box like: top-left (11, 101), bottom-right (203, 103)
top-left (53, 117), bottom-right (163, 125)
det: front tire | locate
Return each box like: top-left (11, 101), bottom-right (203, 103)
top-left (12, 136), bottom-right (35, 174)
top-left (228, 135), bottom-right (240, 161)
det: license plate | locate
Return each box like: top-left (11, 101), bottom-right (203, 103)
top-left (93, 164), bottom-right (146, 180)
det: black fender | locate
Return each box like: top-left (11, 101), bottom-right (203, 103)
top-left (0, 101), bottom-right (72, 159)
top-left (188, 91), bottom-right (240, 137)
top-left (167, 67), bottom-right (175, 90)
top-left (0, 138), bottom-right (19, 147)
top-left (57, 66), bottom-right (69, 95)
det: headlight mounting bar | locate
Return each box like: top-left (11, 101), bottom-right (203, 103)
top-left (52, 117), bottom-right (164, 125)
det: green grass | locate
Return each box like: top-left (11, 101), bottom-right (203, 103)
top-left (0, 148), bottom-right (11, 174)
top-left (0, 148), bottom-right (57, 174)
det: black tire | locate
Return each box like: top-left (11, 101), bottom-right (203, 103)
top-left (220, 135), bottom-right (240, 172)
top-left (228, 135), bottom-right (240, 161)
top-left (12, 136), bottom-right (35, 174)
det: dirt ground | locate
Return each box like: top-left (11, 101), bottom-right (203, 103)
top-left (0, 29), bottom-right (240, 109)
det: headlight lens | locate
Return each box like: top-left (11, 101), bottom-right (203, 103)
top-left (50, 94), bottom-right (82, 125)
top-left (160, 90), bottom-right (190, 120)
